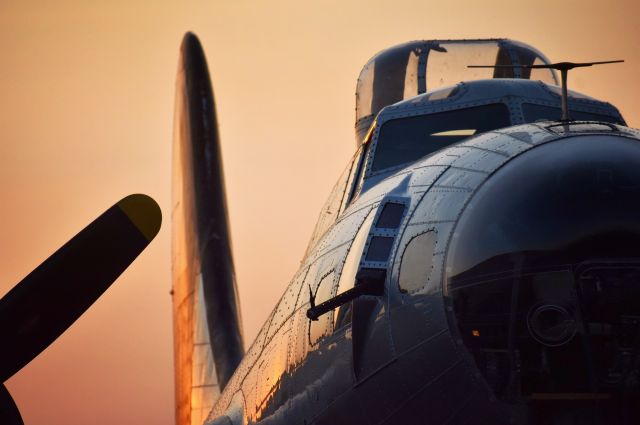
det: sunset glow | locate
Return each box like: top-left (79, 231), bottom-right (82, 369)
top-left (1, 1), bottom-right (639, 424)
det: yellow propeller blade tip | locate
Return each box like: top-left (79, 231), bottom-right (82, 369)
top-left (117, 194), bottom-right (162, 241)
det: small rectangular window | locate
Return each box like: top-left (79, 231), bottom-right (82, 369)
top-left (376, 203), bottom-right (406, 229)
top-left (365, 236), bottom-right (395, 262)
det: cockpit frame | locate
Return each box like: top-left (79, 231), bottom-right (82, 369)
top-left (355, 79), bottom-right (625, 192)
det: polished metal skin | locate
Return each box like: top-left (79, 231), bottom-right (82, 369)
top-left (205, 125), bottom-right (640, 425)
top-left (172, 33), bottom-right (640, 425)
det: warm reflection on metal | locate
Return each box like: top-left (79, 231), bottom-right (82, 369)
top-left (172, 33), bottom-right (244, 425)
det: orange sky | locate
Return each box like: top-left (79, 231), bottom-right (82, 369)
top-left (1, 1), bottom-right (639, 424)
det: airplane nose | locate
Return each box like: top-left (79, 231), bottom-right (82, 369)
top-left (445, 134), bottom-right (640, 422)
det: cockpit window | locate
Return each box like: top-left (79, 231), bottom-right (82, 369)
top-left (371, 103), bottom-right (511, 173)
top-left (522, 103), bottom-right (623, 125)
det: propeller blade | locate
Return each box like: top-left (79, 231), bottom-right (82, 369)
top-left (0, 384), bottom-right (23, 425)
top-left (0, 194), bottom-right (161, 382)
top-left (172, 32), bottom-right (245, 423)
top-left (173, 32), bottom-right (245, 390)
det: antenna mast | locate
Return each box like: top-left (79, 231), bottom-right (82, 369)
top-left (468, 60), bottom-right (624, 121)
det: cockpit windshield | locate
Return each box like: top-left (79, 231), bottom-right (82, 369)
top-left (371, 103), bottom-right (511, 173)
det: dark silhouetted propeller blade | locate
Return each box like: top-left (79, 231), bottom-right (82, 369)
top-left (0, 194), bottom-right (161, 382)
top-left (0, 384), bottom-right (22, 425)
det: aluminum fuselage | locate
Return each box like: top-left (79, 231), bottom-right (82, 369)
top-left (207, 117), bottom-right (640, 424)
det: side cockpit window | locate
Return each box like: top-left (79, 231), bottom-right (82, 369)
top-left (304, 157), bottom-right (355, 255)
top-left (305, 140), bottom-right (371, 256)
top-left (371, 103), bottom-right (511, 173)
top-left (521, 103), bottom-right (624, 125)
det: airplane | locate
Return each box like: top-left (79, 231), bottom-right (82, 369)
top-left (2, 32), bottom-right (639, 425)
top-left (172, 33), bottom-right (640, 425)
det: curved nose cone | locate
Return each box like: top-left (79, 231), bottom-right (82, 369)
top-left (449, 134), bottom-right (640, 278)
top-left (446, 134), bottom-right (640, 423)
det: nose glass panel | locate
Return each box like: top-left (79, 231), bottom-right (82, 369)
top-left (447, 135), bottom-right (640, 422)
